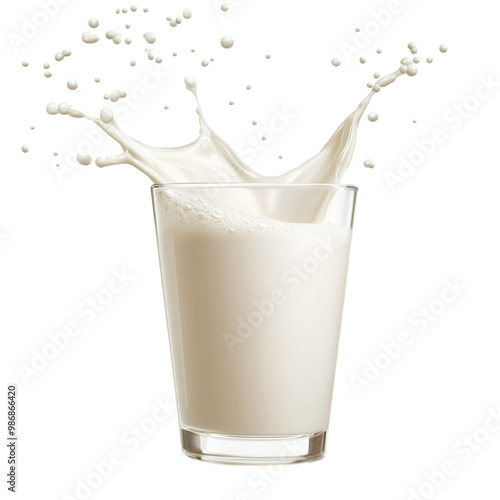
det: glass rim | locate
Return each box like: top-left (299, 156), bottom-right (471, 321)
top-left (151, 183), bottom-right (358, 192)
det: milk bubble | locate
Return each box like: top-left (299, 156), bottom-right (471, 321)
top-left (221, 36), bottom-right (234, 49)
top-left (331, 58), bottom-right (341, 66)
top-left (368, 112), bottom-right (378, 122)
top-left (22, 145), bottom-right (29, 153)
top-left (143, 32), bottom-right (156, 44)
top-left (82, 32), bottom-right (99, 43)
top-left (67, 79), bottom-right (78, 90)
top-left (201, 60), bottom-right (209, 67)
top-left (77, 152), bottom-right (93, 165)
top-left (426, 57), bottom-right (433, 63)
top-left (439, 44), bottom-right (448, 53)
top-left (22, 60), bottom-right (29, 67)
top-left (363, 159), bottom-right (375, 168)
top-left (221, 4), bottom-right (228, 11)
top-left (44, 71), bottom-right (52, 78)
top-left (100, 108), bottom-right (114, 123)
top-left (44, 63), bottom-right (50, 69)
top-left (88, 18), bottom-right (99, 28)
top-left (183, 8), bottom-right (192, 19)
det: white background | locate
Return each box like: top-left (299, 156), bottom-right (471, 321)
top-left (1, 0), bottom-right (500, 499)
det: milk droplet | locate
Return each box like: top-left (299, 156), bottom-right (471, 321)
top-left (183, 8), bottom-right (192, 19)
top-left (413, 57), bottom-right (420, 64)
top-left (426, 57), bottom-right (433, 63)
top-left (113, 36), bottom-right (122, 45)
top-left (170, 20), bottom-right (177, 27)
top-left (69, 109), bottom-right (84, 118)
top-left (31, 126), bottom-right (35, 130)
top-left (400, 57), bottom-right (412, 66)
top-left (130, 60), bottom-right (136, 66)
top-left (55, 52), bottom-right (64, 61)
top-left (62, 50), bottom-right (71, 57)
top-left (110, 89), bottom-right (121, 102)
top-left (22, 145), bottom-right (29, 153)
top-left (413, 120), bottom-right (417, 123)
top-left (44, 71), bottom-right (52, 78)
top-left (265, 54), bottom-right (271, 59)
top-left (376, 49), bottom-right (382, 54)
top-left (147, 52), bottom-right (154, 60)
top-left (172, 52), bottom-right (177, 56)
top-left (53, 152), bottom-right (58, 156)
top-left (373, 72), bottom-right (380, 78)
top-left (355, 27), bottom-right (360, 32)
top-left (22, 60), bottom-right (29, 67)
top-left (201, 60), bottom-right (209, 67)
top-left (368, 112), bottom-right (378, 122)
top-left (252, 120), bottom-right (257, 125)
top-left (156, 57), bottom-right (162, 63)
top-left (279, 155), bottom-right (283, 159)
top-left (439, 44), bottom-right (448, 53)
top-left (373, 84), bottom-right (381, 92)
top-left (106, 31), bottom-right (118, 39)
top-left (399, 65), bottom-right (408, 74)
top-left (363, 159), bottom-right (375, 168)
top-left (184, 76), bottom-right (196, 88)
top-left (67, 79), bottom-right (78, 90)
top-left (46, 102), bottom-right (58, 115)
top-left (408, 42), bottom-right (416, 49)
top-left (88, 18), bottom-right (99, 28)
top-left (191, 48), bottom-right (195, 52)
top-left (43, 63), bottom-right (50, 69)
top-left (406, 64), bottom-right (418, 77)
top-left (100, 107), bottom-right (114, 123)
top-left (378, 73), bottom-right (397, 87)
top-left (166, 16), bottom-right (172, 21)
top-left (116, 8), bottom-right (120, 14)
top-left (359, 57), bottom-right (366, 64)
top-left (125, 39), bottom-right (131, 44)
top-left (261, 136), bottom-right (266, 141)
top-left (131, 5), bottom-right (137, 12)
top-left (246, 85), bottom-right (252, 90)
top-left (410, 47), bottom-right (418, 55)
top-left (221, 36), bottom-right (234, 49)
top-left (221, 4), bottom-right (228, 11)
top-left (104, 94), bottom-right (109, 100)
top-left (125, 24), bottom-right (131, 28)
top-left (210, 58), bottom-right (214, 62)
top-left (122, 8), bottom-right (128, 13)
top-left (229, 100), bottom-right (234, 105)
top-left (143, 32), bottom-right (156, 44)
top-left (58, 103), bottom-right (70, 115)
top-left (143, 8), bottom-right (148, 12)
top-left (82, 32), bottom-right (99, 43)
top-left (76, 152), bottom-right (93, 165)
top-left (164, 105), bottom-right (169, 109)
top-left (120, 91), bottom-right (126, 98)
top-left (331, 58), bottom-right (341, 66)
top-left (176, 16), bottom-right (182, 24)
top-left (367, 82), bottom-right (373, 88)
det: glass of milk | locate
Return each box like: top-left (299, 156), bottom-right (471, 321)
top-left (152, 183), bottom-right (357, 464)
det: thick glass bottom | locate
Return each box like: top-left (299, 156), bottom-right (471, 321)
top-left (180, 426), bottom-right (327, 465)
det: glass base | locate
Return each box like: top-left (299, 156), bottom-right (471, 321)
top-left (180, 426), bottom-right (327, 465)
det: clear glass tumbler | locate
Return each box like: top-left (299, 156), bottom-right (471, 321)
top-left (152, 183), bottom-right (357, 464)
